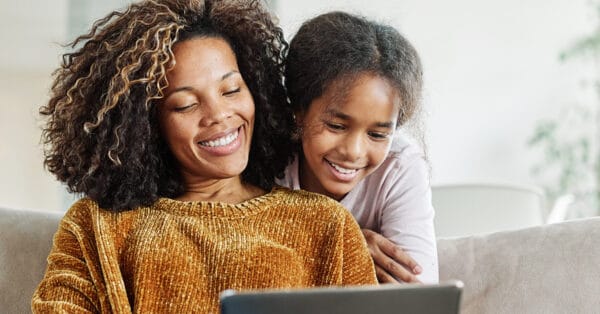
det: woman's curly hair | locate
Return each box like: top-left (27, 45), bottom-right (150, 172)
top-left (285, 11), bottom-right (423, 127)
top-left (40, 0), bottom-right (295, 211)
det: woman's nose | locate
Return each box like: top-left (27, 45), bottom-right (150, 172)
top-left (198, 97), bottom-right (232, 127)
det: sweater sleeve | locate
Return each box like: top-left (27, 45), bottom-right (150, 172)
top-left (341, 211), bottom-right (378, 285)
top-left (32, 205), bottom-right (102, 313)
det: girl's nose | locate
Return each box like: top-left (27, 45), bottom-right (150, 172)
top-left (339, 132), bottom-right (365, 162)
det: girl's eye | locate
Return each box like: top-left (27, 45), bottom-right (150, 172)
top-left (325, 122), bottom-right (345, 131)
top-left (223, 87), bottom-right (241, 96)
top-left (174, 103), bottom-right (197, 112)
top-left (368, 131), bottom-right (390, 140)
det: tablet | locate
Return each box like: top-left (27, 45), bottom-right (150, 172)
top-left (220, 280), bottom-right (463, 314)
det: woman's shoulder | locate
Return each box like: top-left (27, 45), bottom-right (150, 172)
top-left (62, 197), bottom-right (100, 222)
top-left (271, 186), bottom-right (342, 207)
top-left (62, 197), bottom-right (146, 227)
top-left (271, 186), bottom-right (351, 220)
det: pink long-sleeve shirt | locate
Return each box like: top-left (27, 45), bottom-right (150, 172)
top-left (277, 137), bottom-right (439, 283)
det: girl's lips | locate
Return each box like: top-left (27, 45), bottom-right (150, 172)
top-left (324, 159), bottom-right (361, 182)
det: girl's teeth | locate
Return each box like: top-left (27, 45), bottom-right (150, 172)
top-left (329, 161), bottom-right (357, 174)
top-left (200, 130), bottom-right (238, 147)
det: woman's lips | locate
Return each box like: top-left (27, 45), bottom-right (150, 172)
top-left (197, 127), bottom-right (242, 156)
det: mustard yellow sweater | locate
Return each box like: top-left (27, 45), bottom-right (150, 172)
top-left (32, 187), bottom-right (377, 313)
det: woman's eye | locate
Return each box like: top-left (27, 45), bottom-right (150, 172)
top-left (174, 103), bottom-right (197, 112)
top-left (223, 87), bottom-right (241, 96)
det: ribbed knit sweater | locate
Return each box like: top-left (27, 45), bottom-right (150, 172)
top-left (32, 187), bottom-right (377, 313)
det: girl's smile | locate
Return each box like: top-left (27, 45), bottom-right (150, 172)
top-left (298, 72), bottom-right (401, 200)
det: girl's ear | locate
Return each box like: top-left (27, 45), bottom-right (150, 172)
top-left (292, 110), bottom-right (305, 141)
top-left (293, 110), bottom-right (305, 127)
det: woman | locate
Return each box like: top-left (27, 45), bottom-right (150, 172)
top-left (32, 1), bottom-right (376, 312)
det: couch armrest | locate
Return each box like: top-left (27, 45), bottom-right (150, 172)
top-left (0, 207), bottom-right (63, 314)
top-left (438, 217), bottom-right (600, 314)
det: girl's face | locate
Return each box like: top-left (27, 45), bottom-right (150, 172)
top-left (299, 73), bottom-right (401, 200)
top-left (158, 37), bottom-right (255, 184)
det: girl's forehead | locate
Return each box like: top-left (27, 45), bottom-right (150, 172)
top-left (317, 73), bottom-right (402, 115)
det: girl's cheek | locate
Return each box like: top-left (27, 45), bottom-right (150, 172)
top-left (371, 145), bottom-right (391, 165)
top-left (301, 121), bottom-right (327, 139)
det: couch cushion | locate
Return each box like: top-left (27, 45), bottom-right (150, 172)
top-left (438, 217), bottom-right (600, 314)
top-left (0, 207), bottom-right (62, 314)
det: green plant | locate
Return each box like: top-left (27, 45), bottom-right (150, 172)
top-left (528, 1), bottom-right (600, 218)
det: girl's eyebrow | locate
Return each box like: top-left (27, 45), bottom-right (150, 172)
top-left (325, 108), bottom-right (351, 120)
top-left (325, 108), bottom-right (394, 128)
top-left (374, 121), bottom-right (394, 128)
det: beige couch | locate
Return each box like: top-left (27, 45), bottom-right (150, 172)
top-left (437, 217), bottom-right (600, 313)
top-left (2, 206), bottom-right (599, 313)
top-left (0, 207), bottom-right (63, 314)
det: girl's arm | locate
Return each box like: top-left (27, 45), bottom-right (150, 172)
top-left (361, 228), bottom-right (422, 283)
top-left (346, 139), bottom-right (438, 284)
top-left (377, 150), bottom-right (439, 284)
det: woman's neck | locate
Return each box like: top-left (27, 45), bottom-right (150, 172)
top-left (177, 176), bottom-right (265, 204)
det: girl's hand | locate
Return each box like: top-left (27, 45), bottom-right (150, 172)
top-left (361, 228), bottom-right (422, 284)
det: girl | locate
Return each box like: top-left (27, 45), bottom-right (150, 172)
top-left (279, 11), bottom-right (438, 284)
top-left (32, 2), bottom-right (376, 312)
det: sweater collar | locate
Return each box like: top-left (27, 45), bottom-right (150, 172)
top-left (154, 187), bottom-right (285, 218)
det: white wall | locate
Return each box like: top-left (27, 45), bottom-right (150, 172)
top-left (276, 0), bottom-right (595, 186)
top-left (0, 0), bottom-right (595, 211)
top-left (0, 0), bottom-right (130, 211)
top-left (0, 0), bottom-right (68, 211)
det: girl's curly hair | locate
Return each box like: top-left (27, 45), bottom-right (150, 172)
top-left (40, 0), bottom-right (295, 211)
top-left (285, 11), bottom-right (423, 127)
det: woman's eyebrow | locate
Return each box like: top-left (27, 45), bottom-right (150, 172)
top-left (165, 70), bottom-right (240, 98)
top-left (220, 70), bottom-right (239, 81)
top-left (164, 86), bottom-right (193, 99)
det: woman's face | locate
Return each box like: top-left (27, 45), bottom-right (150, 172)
top-left (298, 73), bottom-right (400, 200)
top-left (158, 37), bottom-right (255, 184)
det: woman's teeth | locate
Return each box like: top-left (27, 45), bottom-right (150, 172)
top-left (328, 161), bottom-right (357, 174)
top-left (200, 130), bottom-right (238, 147)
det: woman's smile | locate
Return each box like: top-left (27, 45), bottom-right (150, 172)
top-left (197, 126), bottom-right (242, 156)
top-left (158, 37), bottom-right (255, 183)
